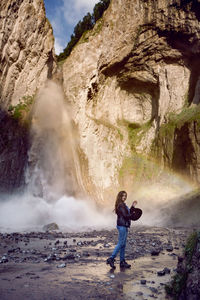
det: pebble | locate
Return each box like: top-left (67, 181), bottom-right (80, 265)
top-left (166, 245), bottom-right (173, 252)
top-left (149, 287), bottom-right (158, 293)
top-left (140, 280), bottom-right (147, 285)
top-left (63, 253), bottom-right (76, 260)
top-left (110, 275), bottom-right (115, 278)
top-left (157, 270), bottom-right (165, 276)
top-left (57, 263), bottom-right (66, 268)
top-left (151, 249), bottom-right (160, 256)
top-left (163, 267), bottom-right (170, 274)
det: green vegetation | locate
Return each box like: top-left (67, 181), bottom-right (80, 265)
top-left (165, 231), bottom-right (199, 299)
top-left (151, 104), bottom-right (200, 159)
top-left (57, 0), bottom-right (110, 61)
top-left (8, 95), bottom-right (34, 122)
top-left (121, 120), bottom-right (152, 151)
top-left (119, 154), bottom-right (161, 183)
top-left (159, 105), bottom-right (200, 137)
top-left (167, 105), bottom-right (200, 129)
top-left (117, 119), bottom-right (155, 184)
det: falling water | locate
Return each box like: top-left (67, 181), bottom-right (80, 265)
top-left (25, 80), bottom-right (82, 201)
top-left (0, 81), bottom-right (115, 232)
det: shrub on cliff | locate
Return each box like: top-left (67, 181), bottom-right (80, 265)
top-left (57, 0), bottom-right (110, 62)
top-left (8, 95), bottom-right (34, 124)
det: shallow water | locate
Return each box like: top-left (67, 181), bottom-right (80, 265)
top-left (0, 226), bottom-right (191, 300)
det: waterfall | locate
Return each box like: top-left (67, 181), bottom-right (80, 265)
top-left (26, 80), bottom-right (83, 201)
top-left (0, 81), bottom-right (115, 232)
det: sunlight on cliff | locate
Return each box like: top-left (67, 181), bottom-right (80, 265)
top-left (0, 81), bottom-right (199, 232)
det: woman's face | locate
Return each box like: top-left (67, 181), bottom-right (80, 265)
top-left (122, 193), bottom-right (127, 202)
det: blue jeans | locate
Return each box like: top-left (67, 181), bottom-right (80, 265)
top-left (111, 226), bottom-right (128, 262)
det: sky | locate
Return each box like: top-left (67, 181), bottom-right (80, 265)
top-left (44, 0), bottom-right (100, 55)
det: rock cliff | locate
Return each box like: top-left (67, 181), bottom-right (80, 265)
top-left (1, 0), bottom-right (200, 200)
top-left (62, 0), bottom-right (200, 200)
top-left (0, 0), bottom-right (55, 107)
top-left (0, 0), bottom-right (55, 192)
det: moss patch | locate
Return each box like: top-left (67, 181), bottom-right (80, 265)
top-left (165, 231), bottom-right (198, 299)
top-left (118, 119), bottom-right (152, 152)
top-left (167, 105), bottom-right (200, 129)
top-left (8, 95), bottom-right (34, 124)
top-left (151, 105), bottom-right (200, 162)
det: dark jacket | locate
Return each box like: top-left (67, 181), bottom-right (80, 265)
top-left (116, 202), bottom-right (134, 228)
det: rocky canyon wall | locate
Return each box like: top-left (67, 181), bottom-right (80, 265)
top-left (0, 0), bottom-right (56, 107)
top-left (1, 0), bottom-right (200, 200)
top-left (0, 0), bottom-right (55, 193)
top-left (62, 0), bottom-right (200, 201)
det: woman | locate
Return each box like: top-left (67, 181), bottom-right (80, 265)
top-left (106, 190), bottom-right (137, 269)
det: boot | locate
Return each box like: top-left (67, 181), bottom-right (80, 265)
top-left (106, 257), bottom-right (116, 269)
top-left (120, 260), bottom-right (131, 268)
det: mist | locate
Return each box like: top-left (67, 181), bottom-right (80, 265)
top-left (0, 193), bottom-right (115, 232)
top-left (0, 80), bottom-right (115, 232)
top-left (0, 81), bottom-right (199, 232)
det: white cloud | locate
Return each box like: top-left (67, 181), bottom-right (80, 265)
top-left (62, 0), bottom-right (99, 25)
top-left (46, 0), bottom-right (100, 54)
top-left (54, 38), bottom-right (64, 55)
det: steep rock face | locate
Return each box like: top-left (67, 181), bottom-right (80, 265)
top-left (0, 0), bottom-right (55, 107)
top-left (0, 109), bottom-right (29, 193)
top-left (0, 0), bottom-right (56, 193)
top-left (62, 0), bottom-right (200, 200)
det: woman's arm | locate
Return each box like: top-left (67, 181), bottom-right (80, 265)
top-left (118, 203), bottom-right (132, 220)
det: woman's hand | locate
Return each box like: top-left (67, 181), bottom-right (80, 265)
top-left (132, 200), bottom-right (138, 207)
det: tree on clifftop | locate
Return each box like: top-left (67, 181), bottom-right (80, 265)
top-left (57, 0), bottom-right (110, 62)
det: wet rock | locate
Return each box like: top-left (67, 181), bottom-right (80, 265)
top-left (166, 245), bottom-right (173, 252)
top-left (163, 267), bottom-right (171, 274)
top-left (56, 257), bottom-right (61, 261)
top-left (43, 223), bottom-right (59, 232)
top-left (69, 249), bottom-right (76, 253)
top-left (157, 270), bottom-right (166, 276)
top-left (151, 249), bottom-right (160, 256)
top-left (91, 241), bottom-right (97, 246)
top-left (57, 263), bottom-right (66, 268)
top-left (178, 256), bottom-right (184, 263)
top-left (1, 255), bottom-right (8, 263)
top-left (44, 254), bottom-right (56, 262)
top-left (26, 272), bottom-right (35, 276)
top-left (82, 251), bottom-right (90, 257)
top-left (63, 253), bottom-right (76, 260)
top-left (149, 287), bottom-right (158, 293)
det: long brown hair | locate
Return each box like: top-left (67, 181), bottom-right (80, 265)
top-left (114, 191), bottom-right (127, 213)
